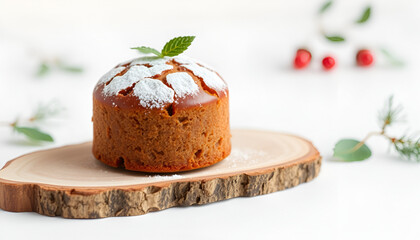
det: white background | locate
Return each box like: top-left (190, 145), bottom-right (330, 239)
top-left (1, 0), bottom-right (420, 239)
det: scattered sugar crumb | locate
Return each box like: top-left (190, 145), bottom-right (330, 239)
top-left (148, 174), bottom-right (184, 180)
top-left (224, 148), bottom-right (268, 168)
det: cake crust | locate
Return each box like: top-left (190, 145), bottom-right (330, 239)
top-left (92, 56), bottom-right (231, 172)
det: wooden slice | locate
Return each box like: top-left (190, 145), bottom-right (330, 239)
top-left (0, 129), bottom-right (321, 219)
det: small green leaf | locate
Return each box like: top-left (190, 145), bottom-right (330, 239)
top-left (37, 62), bottom-right (50, 77)
top-left (161, 36), bottom-right (195, 57)
top-left (380, 48), bottom-right (404, 66)
top-left (333, 139), bottom-right (372, 161)
top-left (131, 46), bottom-right (161, 57)
top-left (319, 0), bottom-right (333, 14)
top-left (324, 35), bottom-right (345, 42)
top-left (356, 6), bottom-right (371, 24)
top-left (13, 126), bottom-right (54, 142)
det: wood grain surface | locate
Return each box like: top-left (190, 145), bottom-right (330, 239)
top-left (0, 129), bottom-right (321, 218)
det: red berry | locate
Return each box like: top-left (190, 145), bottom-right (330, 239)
top-left (356, 49), bottom-right (374, 67)
top-left (322, 56), bottom-right (335, 70)
top-left (294, 49), bottom-right (312, 69)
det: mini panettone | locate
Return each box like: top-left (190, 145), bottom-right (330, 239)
top-left (92, 38), bottom-right (231, 172)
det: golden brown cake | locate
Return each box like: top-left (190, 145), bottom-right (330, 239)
top-left (92, 56), bottom-right (231, 172)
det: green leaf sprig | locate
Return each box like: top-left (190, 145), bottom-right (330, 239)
top-left (12, 126), bottom-right (53, 142)
top-left (319, 2), bottom-right (372, 43)
top-left (324, 35), bottom-right (345, 42)
top-left (319, 0), bottom-right (333, 14)
top-left (334, 139), bottom-right (371, 161)
top-left (131, 36), bottom-right (196, 58)
top-left (37, 59), bottom-right (83, 77)
top-left (333, 96), bottom-right (420, 162)
top-left (356, 6), bottom-right (371, 24)
top-left (1, 101), bottom-right (63, 143)
top-left (380, 48), bottom-right (405, 66)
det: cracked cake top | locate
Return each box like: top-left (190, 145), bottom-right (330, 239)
top-left (94, 55), bottom-right (228, 110)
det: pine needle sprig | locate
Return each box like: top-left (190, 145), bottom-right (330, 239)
top-left (29, 101), bottom-right (63, 122)
top-left (1, 100), bottom-right (63, 143)
top-left (378, 95), bottom-right (403, 130)
top-left (393, 136), bottom-right (420, 162)
top-left (334, 95), bottom-right (420, 162)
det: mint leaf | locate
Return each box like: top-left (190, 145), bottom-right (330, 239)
top-left (319, 0), bottom-right (333, 14)
top-left (334, 139), bottom-right (371, 161)
top-left (14, 126), bottom-right (54, 142)
top-left (356, 6), bottom-right (371, 24)
top-left (161, 36), bottom-right (195, 57)
top-left (37, 62), bottom-right (50, 77)
top-left (324, 35), bottom-right (345, 42)
top-left (131, 46), bottom-right (161, 57)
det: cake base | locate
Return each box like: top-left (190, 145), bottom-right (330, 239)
top-left (0, 129), bottom-right (321, 219)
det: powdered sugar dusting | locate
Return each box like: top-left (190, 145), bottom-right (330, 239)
top-left (148, 64), bottom-right (173, 76)
top-left (148, 174), bottom-right (184, 180)
top-left (173, 56), bottom-right (196, 65)
top-left (174, 56), bottom-right (227, 92)
top-left (224, 148), bottom-right (268, 169)
top-left (183, 63), bottom-right (226, 92)
top-left (133, 78), bottom-right (174, 109)
top-left (116, 58), bottom-right (135, 67)
top-left (98, 55), bottom-right (227, 109)
top-left (130, 56), bottom-right (171, 66)
top-left (103, 65), bottom-right (173, 96)
top-left (103, 65), bottom-right (148, 96)
top-left (98, 67), bottom-right (125, 85)
top-left (166, 72), bottom-right (199, 98)
top-left (174, 55), bottom-right (215, 69)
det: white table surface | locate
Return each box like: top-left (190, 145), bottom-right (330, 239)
top-left (1, 0), bottom-right (420, 239)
